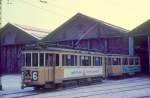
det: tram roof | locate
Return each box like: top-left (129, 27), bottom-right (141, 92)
top-left (23, 44), bottom-right (104, 55)
top-left (23, 45), bottom-right (135, 57)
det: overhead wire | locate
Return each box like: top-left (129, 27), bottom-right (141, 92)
top-left (17, 0), bottom-right (72, 18)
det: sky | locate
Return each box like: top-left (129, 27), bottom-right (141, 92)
top-left (2, 0), bottom-right (150, 31)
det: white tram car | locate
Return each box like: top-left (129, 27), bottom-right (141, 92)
top-left (21, 47), bottom-right (141, 89)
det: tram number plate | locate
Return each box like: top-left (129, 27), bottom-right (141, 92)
top-left (32, 71), bottom-right (38, 81)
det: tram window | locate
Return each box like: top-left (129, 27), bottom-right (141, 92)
top-left (93, 57), bottom-right (102, 66)
top-left (108, 57), bottom-right (111, 65)
top-left (26, 53), bottom-right (31, 67)
top-left (45, 54), bottom-right (59, 66)
top-left (56, 54), bottom-right (59, 66)
top-left (122, 58), bottom-right (128, 65)
top-left (62, 55), bottom-right (67, 66)
top-left (80, 56), bottom-right (91, 66)
top-left (135, 58), bottom-right (139, 65)
top-left (45, 54), bottom-right (53, 66)
top-left (22, 54), bottom-right (25, 66)
top-left (32, 53), bottom-right (38, 67)
top-left (129, 58), bottom-right (134, 65)
top-left (112, 58), bottom-right (121, 65)
top-left (40, 53), bottom-right (44, 66)
top-left (62, 55), bottom-right (77, 66)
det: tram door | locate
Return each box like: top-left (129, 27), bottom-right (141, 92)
top-left (104, 57), bottom-right (112, 78)
top-left (45, 54), bottom-right (59, 82)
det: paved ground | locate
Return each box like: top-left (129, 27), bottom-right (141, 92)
top-left (1, 75), bottom-right (150, 98)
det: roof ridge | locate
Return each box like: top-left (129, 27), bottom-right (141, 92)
top-left (14, 24), bottom-right (50, 33)
top-left (76, 13), bottom-right (129, 32)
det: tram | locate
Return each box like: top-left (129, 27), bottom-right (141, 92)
top-left (21, 47), bottom-right (140, 89)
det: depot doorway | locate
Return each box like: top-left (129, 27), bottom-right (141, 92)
top-left (134, 36), bottom-right (149, 73)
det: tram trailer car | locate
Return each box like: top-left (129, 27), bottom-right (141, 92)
top-left (21, 48), bottom-right (141, 89)
top-left (105, 55), bottom-right (141, 77)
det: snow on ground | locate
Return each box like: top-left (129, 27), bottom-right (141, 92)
top-left (23, 76), bottom-right (150, 98)
top-left (0, 75), bottom-right (33, 95)
top-left (1, 75), bottom-right (150, 98)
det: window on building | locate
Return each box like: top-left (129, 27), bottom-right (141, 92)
top-left (93, 57), bottom-right (102, 66)
top-left (32, 53), bottom-right (38, 67)
top-left (80, 56), bottom-right (91, 66)
top-left (40, 53), bottom-right (44, 66)
top-left (26, 53), bottom-right (31, 67)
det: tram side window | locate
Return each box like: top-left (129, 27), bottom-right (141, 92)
top-left (32, 53), bottom-right (38, 67)
top-left (135, 58), bottom-right (139, 65)
top-left (122, 58), bottom-right (128, 65)
top-left (40, 53), bottom-right (44, 66)
top-left (45, 54), bottom-right (53, 66)
top-left (22, 54), bottom-right (25, 66)
top-left (26, 53), bottom-right (31, 67)
top-left (80, 56), bottom-right (91, 66)
top-left (112, 58), bottom-right (121, 65)
top-left (129, 58), bottom-right (134, 65)
top-left (93, 57), bottom-right (102, 66)
top-left (62, 55), bottom-right (77, 66)
top-left (45, 54), bottom-right (59, 66)
top-left (56, 54), bottom-right (59, 66)
top-left (108, 57), bottom-right (111, 65)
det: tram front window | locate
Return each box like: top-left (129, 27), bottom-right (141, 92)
top-left (26, 53), bottom-right (31, 67)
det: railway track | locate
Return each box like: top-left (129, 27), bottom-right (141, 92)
top-left (1, 76), bottom-right (150, 98)
top-left (74, 83), bottom-right (150, 98)
top-left (34, 80), bottom-right (150, 98)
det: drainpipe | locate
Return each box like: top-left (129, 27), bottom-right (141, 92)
top-left (128, 36), bottom-right (134, 56)
top-left (0, 75), bottom-right (2, 90)
top-left (0, 45), bottom-right (2, 90)
top-left (0, 0), bottom-right (2, 91)
top-left (148, 35), bottom-right (150, 73)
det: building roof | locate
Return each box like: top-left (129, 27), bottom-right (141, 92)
top-left (43, 13), bottom-right (128, 42)
top-left (129, 19), bottom-right (150, 36)
top-left (14, 24), bottom-right (49, 40)
top-left (0, 23), bottom-right (50, 45)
